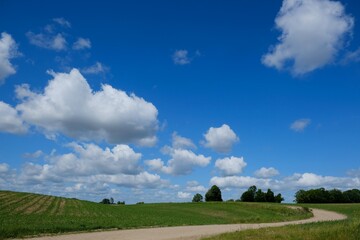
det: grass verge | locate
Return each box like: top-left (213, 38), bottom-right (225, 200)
top-left (202, 204), bottom-right (360, 240)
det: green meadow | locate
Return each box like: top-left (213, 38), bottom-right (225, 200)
top-left (0, 190), bottom-right (311, 239)
top-left (203, 204), bottom-right (360, 240)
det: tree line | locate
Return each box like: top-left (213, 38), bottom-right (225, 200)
top-left (192, 185), bottom-right (284, 203)
top-left (295, 188), bottom-right (360, 203)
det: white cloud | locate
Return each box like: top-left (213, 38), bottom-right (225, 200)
top-left (290, 118), bottom-right (311, 132)
top-left (81, 62), bottom-right (108, 74)
top-left (172, 132), bottom-right (196, 149)
top-left (186, 180), bottom-right (206, 192)
top-left (215, 156), bottom-right (247, 176)
top-left (0, 163), bottom-right (9, 174)
top-left (203, 124), bottom-right (239, 153)
top-left (73, 38), bottom-right (91, 50)
top-left (343, 47), bottom-right (360, 63)
top-left (254, 167), bottom-right (280, 178)
top-left (15, 69), bottom-right (158, 145)
top-left (177, 191), bottom-right (191, 199)
top-left (262, 0), bottom-right (353, 75)
top-left (172, 50), bottom-right (190, 65)
top-left (145, 147), bottom-right (211, 175)
top-left (210, 176), bottom-right (272, 189)
top-left (27, 32), bottom-right (67, 51)
top-left (0, 101), bottom-right (27, 134)
top-left (53, 18), bottom-right (71, 28)
top-left (0, 32), bottom-right (19, 84)
top-left (22, 150), bottom-right (44, 159)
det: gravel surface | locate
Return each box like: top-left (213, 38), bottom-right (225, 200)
top-left (23, 208), bottom-right (347, 240)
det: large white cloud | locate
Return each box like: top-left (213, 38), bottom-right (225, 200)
top-left (145, 147), bottom-right (211, 175)
top-left (15, 69), bottom-right (158, 145)
top-left (17, 143), bottom-right (165, 189)
top-left (0, 101), bottom-right (27, 134)
top-left (215, 156), bottom-right (247, 176)
top-left (0, 32), bottom-right (18, 84)
top-left (262, 0), bottom-right (353, 75)
top-left (203, 124), bottom-right (239, 153)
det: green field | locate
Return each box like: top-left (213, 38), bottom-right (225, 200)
top-left (0, 190), bottom-right (311, 239)
top-left (203, 204), bottom-right (360, 240)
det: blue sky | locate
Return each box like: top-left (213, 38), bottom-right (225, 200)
top-left (0, 0), bottom-right (360, 203)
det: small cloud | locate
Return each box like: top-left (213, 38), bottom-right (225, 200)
top-left (202, 124), bottom-right (239, 153)
top-left (53, 18), bottom-right (71, 28)
top-left (254, 167), bottom-right (280, 178)
top-left (73, 38), bottom-right (91, 50)
top-left (290, 119), bottom-right (311, 132)
top-left (342, 47), bottom-right (360, 64)
top-left (81, 62), bottom-right (109, 74)
top-left (172, 132), bottom-right (196, 149)
top-left (27, 32), bottom-right (67, 51)
top-left (177, 191), bottom-right (191, 199)
top-left (172, 50), bottom-right (191, 65)
top-left (22, 150), bottom-right (44, 159)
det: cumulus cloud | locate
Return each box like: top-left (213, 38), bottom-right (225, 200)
top-left (0, 32), bottom-right (19, 84)
top-left (27, 32), bottom-right (67, 51)
top-left (210, 176), bottom-right (273, 189)
top-left (172, 132), bottom-right (196, 149)
top-left (145, 147), bottom-right (211, 175)
top-left (254, 167), bottom-right (280, 178)
top-left (290, 118), bottom-right (311, 132)
top-left (0, 163), bottom-right (9, 174)
top-left (262, 0), bottom-right (353, 75)
top-left (172, 50), bottom-right (191, 65)
top-left (177, 191), bottom-right (191, 199)
top-left (81, 62), bottom-right (109, 74)
top-left (73, 37), bottom-right (91, 50)
top-left (215, 156), bottom-right (247, 176)
top-left (0, 101), bottom-right (27, 134)
top-left (203, 124), bottom-right (239, 153)
top-left (15, 69), bottom-right (158, 145)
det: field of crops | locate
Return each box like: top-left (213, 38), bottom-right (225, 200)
top-left (203, 204), bottom-right (360, 240)
top-left (0, 190), bottom-right (312, 239)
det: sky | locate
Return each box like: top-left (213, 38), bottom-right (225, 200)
top-left (0, 0), bottom-right (360, 203)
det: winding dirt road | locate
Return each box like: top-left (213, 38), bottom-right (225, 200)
top-left (26, 208), bottom-right (346, 240)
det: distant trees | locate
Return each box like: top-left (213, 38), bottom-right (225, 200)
top-left (295, 188), bottom-right (360, 203)
top-left (100, 197), bottom-right (124, 205)
top-left (241, 186), bottom-right (284, 203)
top-left (192, 193), bottom-right (203, 202)
top-left (205, 185), bottom-right (223, 202)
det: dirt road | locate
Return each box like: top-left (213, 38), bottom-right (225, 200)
top-left (26, 208), bottom-right (346, 240)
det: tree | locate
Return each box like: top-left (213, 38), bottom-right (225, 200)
top-left (192, 193), bottom-right (203, 202)
top-left (265, 189), bottom-right (275, 202)
top-left (274, 193), bottom-right (284, 203)
top-left (254, 189), bottom-right (266, 202)
top-left (205, 185), bottom-right (223, 202)
top-left (100, 198), bottom-right (111, 204)
top-left (110, 197), bottom-right (114, 204)
top-left (241, 185), bottom-right (257, 202)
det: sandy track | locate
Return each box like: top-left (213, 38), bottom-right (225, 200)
top-left (25, 208), bottom-right (346, 240)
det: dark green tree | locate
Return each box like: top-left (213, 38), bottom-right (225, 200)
top-left (274, 193), bottom-right (284, 203)
top-left (205, 185), bottom-right (223, 202)
top-left (265, 189), bottom-right (275, 202)
top-left (192, 193), bottom-right (203, 202)
top-left (241, 185), bottom-right (257, 202)
top-left (254, 189), bottom-right (266, 202)
top-left (100, 198), bottom-right (111, 204)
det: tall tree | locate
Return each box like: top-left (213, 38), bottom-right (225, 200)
top-left (205, 185), bottom-right (223, 202)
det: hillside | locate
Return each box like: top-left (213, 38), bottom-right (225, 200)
top-left (0, 190), bottom-right (311, 239)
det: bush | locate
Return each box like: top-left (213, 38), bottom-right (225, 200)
top-left (192, 193), bottom-right (203, 203)
top-left (205, 185), bottom-right (223, 202)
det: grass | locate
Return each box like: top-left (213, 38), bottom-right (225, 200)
top-left (0, 190), bottom-right (311, 239)
top-left (202, 204), bottom-right (360, 240)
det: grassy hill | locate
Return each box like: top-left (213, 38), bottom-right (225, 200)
top-left (0, 190), bottom-right (311, 239)
top-left (203, 204), bottom-right (360, 240)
